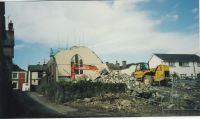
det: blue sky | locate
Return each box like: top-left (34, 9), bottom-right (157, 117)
top-left (136, 0), bottom-right (199, 33)
top-left (5, 0), bottom-right (199, 70)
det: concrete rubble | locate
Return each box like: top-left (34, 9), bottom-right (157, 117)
top-left (64, 71), bottom-right (200, 115)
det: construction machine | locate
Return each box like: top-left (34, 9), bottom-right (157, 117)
top-left (132, 62), bottom-right (170, 85)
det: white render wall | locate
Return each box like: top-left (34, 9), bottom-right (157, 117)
top-left (149, 55), bottom-right (200, 78)
top-left (31, 80), bottom-right (38, 85)
top-left (31, 72), bottom-right (38, 79)
top-left (121, 65), bottom-right (136, 76)
top-left (169, 62), bottom-right (200, 78)
top-left (149, 55), bottom-right (164, 68)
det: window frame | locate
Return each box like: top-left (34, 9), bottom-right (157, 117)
top-left (179, 62), bottom-right (189, 67)
top-left (180, 74), bottom-right (187, 79)
top-left (12, 72), bottom-right (18, 79)
top-left (169, 62), bottom-right (175, 67)
top-left (71, 54), bottom-right (84, 75)
top-left (38, 71), bottom-right (43, 78)
top-left (12, 81), bottom-right (18, 89)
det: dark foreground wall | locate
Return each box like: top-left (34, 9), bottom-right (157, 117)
top-left (0, 2), bottom-right (13, 117)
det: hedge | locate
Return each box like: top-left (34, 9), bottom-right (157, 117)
top-left (37, 80), bottom-right (127, 103)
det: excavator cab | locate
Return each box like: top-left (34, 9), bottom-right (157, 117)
top-left (133, 62), bottom-right (151, 80)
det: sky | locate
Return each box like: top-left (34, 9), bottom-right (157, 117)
top-left (5, 0), bottom-right (199, 70)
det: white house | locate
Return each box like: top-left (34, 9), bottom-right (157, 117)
top-left (149, 54), bottom-right (200, 79)
top-left (28, 64), bottom-right (47, 91)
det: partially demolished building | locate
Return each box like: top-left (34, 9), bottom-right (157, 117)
top-left (47, 46), bottom-right (109, 82)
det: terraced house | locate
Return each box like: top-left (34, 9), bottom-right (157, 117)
top-left (149, 54), bottom-right (200, 79)
top-left (28, 64), bottom-right (47, 91)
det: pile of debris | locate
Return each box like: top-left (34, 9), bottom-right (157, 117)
top-left (64, 71), bottom-right (200, 115)
top-left (64, 92), bottom-right (159, 114)
top-left (97, 71), bottom-right (131, 84)
top-left (158, 78), bottom-right (200, 110)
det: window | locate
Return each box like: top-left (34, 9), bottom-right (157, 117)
top-left (79, 59), bottom-right (83, 74)
top-left (71, 54), bottom-right (83, 75)
top-left (12, 73), bottom-right (18, 79)
top-left (179, 62), bottom-right (189, 67)
top-left (38, 71), bottom-right (43, 78)
top-left (169, 62), bottom-right (175, 67)
top-left (198, 63), bottom-right (200, 67)
top-left (12, 82), bottom-right (18, 89)
top-left (140, 63), bottom-right (149, 70)
top-left (180, 74), bottom-right (187, 79)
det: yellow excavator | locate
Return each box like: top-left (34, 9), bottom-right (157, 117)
top-left (132, 62), bottom-right (170, 85)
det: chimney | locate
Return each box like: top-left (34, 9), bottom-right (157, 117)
top-left (122, 61), bottom-right (126, 68)
top-left (115, 60), bottom-right (120, 69)
top-left (8, 20), bottom-right (13, 31)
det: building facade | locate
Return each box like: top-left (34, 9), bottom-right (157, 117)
top-left (28, 64), bottom-right (47, 91)
top-left (149, 54), bottom-right (200, 79)
top-left (0, 2), bottom-right (15, 116)
top-left (12, 64), bottom-right (28, 91)
top-left (47, 46), bottom-right (109, 82)
top-left (12, 71), bottom-right (27, 91)
top-left (106, 61), bottom-right (136, 76)
top-left (120, 63), bottom-right (136, 76)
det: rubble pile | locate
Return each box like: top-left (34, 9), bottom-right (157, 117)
top-left (64, 92), bottom-right (158, 114)
top-left (158, 78), bottom-right (200, 110)
top-left (98, 71), bottom-right (162, 103)
top-left (64, 71), bottom-right (200, 115)
top-left (97, 71), bottom-right (131, 84)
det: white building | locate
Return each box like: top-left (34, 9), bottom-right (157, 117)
top-left (106, 61), bottom-right (136, 76)
top-left (28, 64), bottom-right (47, 91)
top-left (149, 54), bottom-right (200, 79)
top-left (120, 63), bottom-right (136, 76)
top-left (47, 46), bottom-right (109, 81)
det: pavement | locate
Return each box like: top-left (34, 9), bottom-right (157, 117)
top-left (10, 90), bottom-right (65, 118)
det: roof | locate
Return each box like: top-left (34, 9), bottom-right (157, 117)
top-left (12, 64), bottom-right (26, 71)
top-left (28, 64), bottom-right (47, 71)
top-left (126, 63), bottom-right (136, 68)
top-left (107, 62), bottom-right (136, 70)
top-left (154, 54), bottom-right (200, 62)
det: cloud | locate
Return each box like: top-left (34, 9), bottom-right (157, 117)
top-left (160, 13), bottom-right (179, 22)
top-left (15, 44), bottom-right (27, 49)
top-left (5, 1), bottom-right (198, 60)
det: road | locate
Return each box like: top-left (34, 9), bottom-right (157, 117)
top-left (10, 91), bottom-right (66, 118)
top-left (9, 91), bottom-right (138, 118)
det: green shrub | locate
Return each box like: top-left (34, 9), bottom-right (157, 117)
top-left (37, 80), bottom-right (127, 103)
